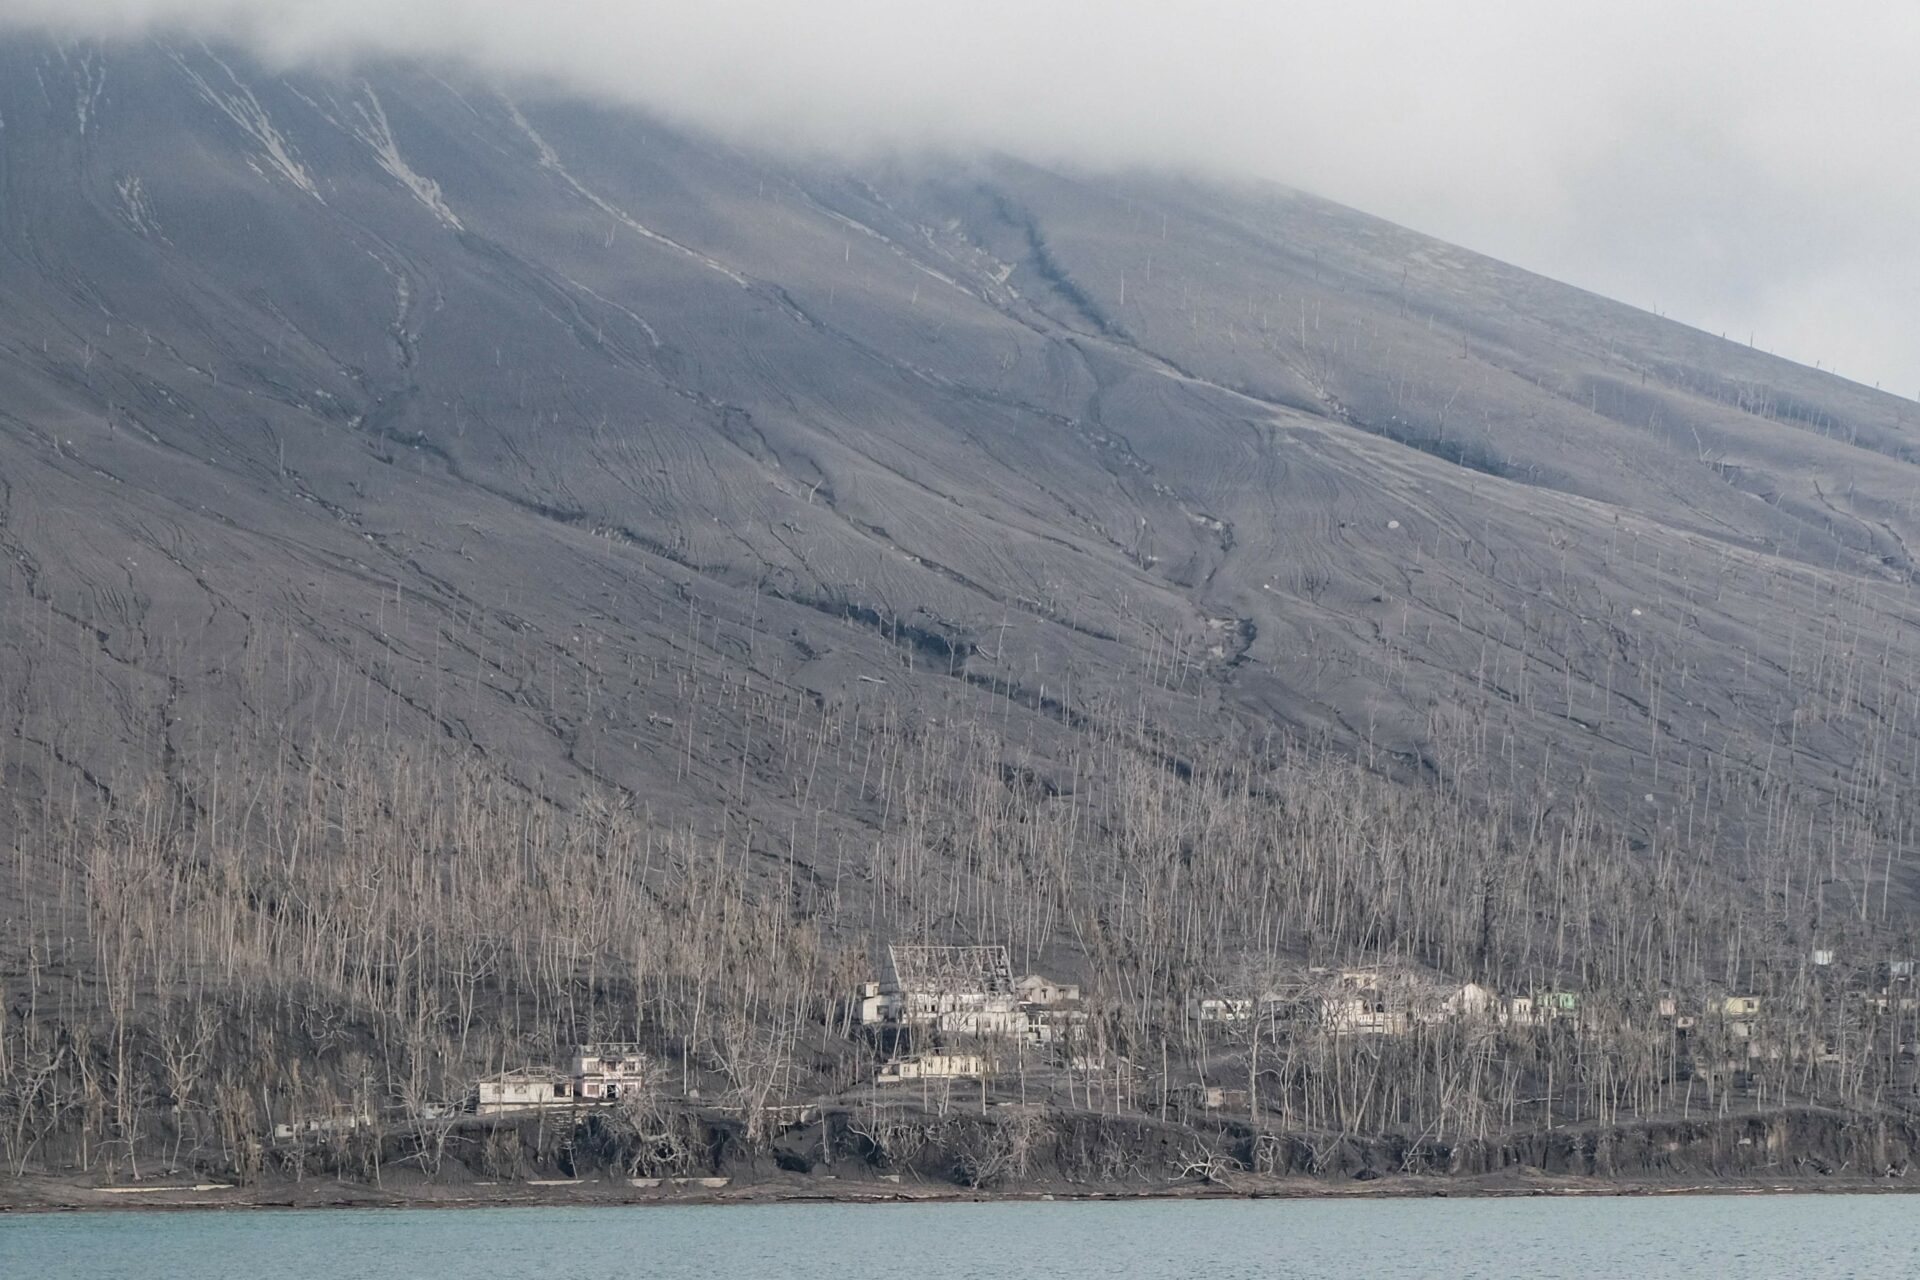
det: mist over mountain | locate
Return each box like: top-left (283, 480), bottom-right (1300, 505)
top-left (11, 2), bottom-right (1920, 399)
top-left (2, 33), bottom-right (1919, 1196)
top-left (4, 33), bottom-right (1916, 863)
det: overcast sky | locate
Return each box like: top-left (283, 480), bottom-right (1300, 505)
top-left (6, 1), bottom-right (1917, 398)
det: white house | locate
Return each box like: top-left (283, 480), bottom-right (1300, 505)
top-left (474, 1069), bottom-right (572, 1115)
top-left (1024, 1004), bottom-right (1090, 1046)
top-left (1189, 1084), bottom-right (1251, 1111)
top-left (1440, 981), bottom-right (1499, 1020)
top-left (1014, 972), bottom-right (1087, 1044)
top-left (1016, 973), bottom-right (1081, 1006)
top-left (1505, 992), bottom-right (1580, 1027)
top-left (1188, 996), bottom-right (1255, 1023)
top-left (1322, 993), bottom-right (1404, 1036)
top-left (1319, 968), bottom-right (1407, 1036)
top-left (876, 1052), bottom-right (984, 1083)
top-left (572, 1043), bottom-right (648, 1101)
top-left (272, 1110), bottom-right (374, 1140)
top-left (856, 980), bottom-right (897, 1026)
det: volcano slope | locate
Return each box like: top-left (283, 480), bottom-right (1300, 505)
top-left (2, 36), bottom-right (1920, 1190)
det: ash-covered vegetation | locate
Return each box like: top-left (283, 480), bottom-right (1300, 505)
top-left (2, 37), bottom-right (1919, 1192)
top-left (3, 604), bottom-right (1917, 1188)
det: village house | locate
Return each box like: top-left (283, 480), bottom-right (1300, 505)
top-left (1323, 992), bottom-right (1400, 1035)
top-left (1656, 996), bottom-right (1700, 1034)
top-left (855, 980), bottom-right (893, 1026)
top-left (1187, 983), bottom-right (1315, 1028)
top-left (1504, 991), bottom-right (1582, 1028)
top-left (1439, 981), bottom-right (1499, 1021)
top-left (1703, 997), bottom-right (1779, 1063)
top-left (1307, 966), bottom-right (1505, 1036)
top-left (876, 1051), bottom-right (985, 1084)
top-left (571, 1043), bottom-right (648, 1100)
top-left (1318, 968), bottom-right (1407, 1036)
top-left (1540, 991), bottom-right (1582, 1019)
top-left (272, 1109), bottom-right (374, 1141)
top-left (473, 1068), bottom-right (571, 1115)
top-left (1185, 967), bottom-right (1627, 1039)
top-left (1188, 995), bottom-right (1256, 1023)
top-left (469, 1044), bottom-right (650, 1114)
top-left (1870, 961), bottom-right (1918, 1003)
top-left (1189, 1084), bottom-right (1252, 1112)
top-left (1016, 973), bottom-right (1081, 1006)
top-left (1015, 971), bottom-right (1089, 1044)
top-left (856, 944), bottom-right (1026, 1038)
top-left (1023, 1002), bottom-right (1090, 1046)
top-left (1866, 960), bottom-right (1920, 1019)
top-left (1188, 968), bottom-right (1500, 1037)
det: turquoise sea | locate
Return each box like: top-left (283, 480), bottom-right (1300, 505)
top-left (2, 1195), bottom-right (1913, 1278)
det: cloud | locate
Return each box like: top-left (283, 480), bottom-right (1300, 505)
top-left (5, 1), bottom-right (1917, 396)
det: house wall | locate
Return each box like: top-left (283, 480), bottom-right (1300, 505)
top-left (877, 1053), bottom-right (984, 1082)
top-left (572, 1044), bottom-right (647, 1100)
top-left (1322, 996), bottom-right (1406, 1035)
top-left (476, 1077), bottom-right (569, 1114)
top-left (1190, 997), bottom-right (1254, 1022)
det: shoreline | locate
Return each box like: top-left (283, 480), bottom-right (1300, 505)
top-left (6, 1172), bottom-right (1916, 1214)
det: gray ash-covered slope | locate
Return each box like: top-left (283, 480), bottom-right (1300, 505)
top-left (2, 36), bottom-right (1917, 869)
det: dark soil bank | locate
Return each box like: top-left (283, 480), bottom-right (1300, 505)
top-left (6, 1104), bottom-right (1914, 1211)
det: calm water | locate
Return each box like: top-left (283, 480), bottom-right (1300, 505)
top-left (2, 1196), bottom-right (1914, 1278)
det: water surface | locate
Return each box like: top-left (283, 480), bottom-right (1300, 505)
top-left (2, 1195), bottom-right (1911, 1278)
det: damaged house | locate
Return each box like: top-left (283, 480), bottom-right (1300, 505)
top-left (857, 944), bottom-right (1026, 1038)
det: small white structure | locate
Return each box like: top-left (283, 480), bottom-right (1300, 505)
top-left (1016, 973), bottom-right (1082, 1006)
top-left (1658, 997), bottom-right (1699, 1030)
top-left (572, 1043), bottom-right (648, 1101)
top-left (1190, 1084), bottom-right (1251, 1111)
top-left (1721, 997), bottom-right (1764, 1053)
top-left (876, 1052), bottom-right (984, 1083)
top-left (1319, 969), bottom-right (1406, 1036)
top-left (273, 1111), bottom-right (374, 1141)
top-left (1440, 981), bottom-right (1499, 1020)
top-left (1188, 996), bottom-right (1255, 1023)
top-left (1014, 972), bottom-right (1086, 1044)
top-left (475, 1069), bottom-right (571, 1115)
top-left (856, 981), bottom-right (895, 1026)
top-left (1505, 991), bottom-right (1580, 1026)
top-left (1322, 994), bottom-right (1404, 1036)
top-left (1023, 1004), bottom-right (1090, 1046)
